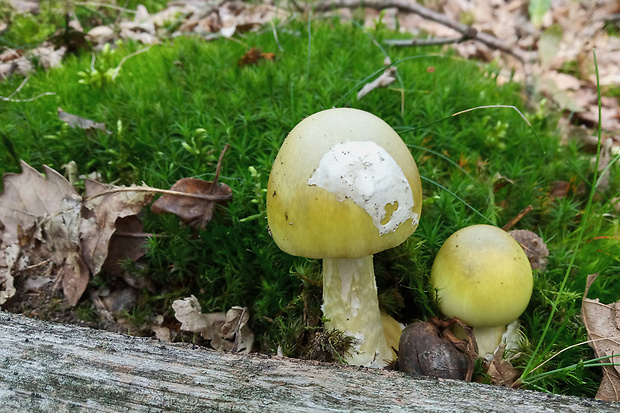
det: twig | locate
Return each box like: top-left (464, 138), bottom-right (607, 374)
top-left (0, 77), bottom-right (56, 102)
top-left (210, 144), bottom-right (230, 192)
top-left (384, 36), bottom-right (465, 47)
top-left (84, 186), bottom-right (233, 202)
top-left (308, 0), bottom-right (530, 64)
top-left (111, 45), bottom-right (152, 81)
top-left (6, 76), bottom-right (28, 99)
top-left (502, 205), bottom-right (533, 232)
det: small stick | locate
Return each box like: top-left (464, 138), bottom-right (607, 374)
top-left (502, 205), bottom-right (533, 232)
top-left (84, 186), bottom-right (233, 202)
top-left (0, 77), bottom-right (56, 102)
top-left (384, 37), bottom-right (465, 47)
top-left (210, 144), bottom-right (230, 193)
top-left (307, 0), bottom-right (530, 63)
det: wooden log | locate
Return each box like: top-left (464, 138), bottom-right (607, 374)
top-left (0, 311), bottom-right (616, 412)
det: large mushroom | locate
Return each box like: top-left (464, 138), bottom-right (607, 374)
top-left (266, 108), bottom-right (422, 367)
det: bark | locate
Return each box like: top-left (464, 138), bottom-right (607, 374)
top-left (0, 311), bottom-right (616, 412)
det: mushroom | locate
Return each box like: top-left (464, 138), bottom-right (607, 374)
top-left (266, 108), bottom-right (422, 367)
top-left (430, 224), bottom-right (533, 358)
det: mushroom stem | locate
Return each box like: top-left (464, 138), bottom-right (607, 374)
top-left (322, 256), bottom-right (393, 367)
top-left (472, 325), bottom-right (507, 357)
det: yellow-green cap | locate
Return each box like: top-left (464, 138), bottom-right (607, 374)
top-left (430, 224), bottom-right (533, 327)
top-left (266, 108), bottom-right (422, 259)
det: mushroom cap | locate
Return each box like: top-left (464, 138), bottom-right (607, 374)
top-left (266, 108), bottom-right (422, 259)
top-left (430, 224), bottom-right (533, 328)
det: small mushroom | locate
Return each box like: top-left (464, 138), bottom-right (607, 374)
top-left (430, 224), bottom-right (533, 358)
top-left (266, 108), bottom-right (422, 367)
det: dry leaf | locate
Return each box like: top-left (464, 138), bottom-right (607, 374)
top-left (572, 89), bottom-right (620, 133)
top-left (581, 273), bottom-right (620, 402)
top-left (485, 344), bottom-right (521, 387)
top-left (119, 4), bottom-right (158, 44)
top-left (0, 161), bottom-right (90, 305)
top-left (40, 195), bottom-right (89, 306)
top-left (220, 306), bottom-right (254, 353)
top-left (0, 160), bottom-right (157, 305)
top-left (238, 47), bottom-right (275, 67)
top-left (172, 295), bottom-right (253, 353)
top-left (492, 172), bottom-right (516, 193)
top-left (102, 215), bottom-right (151, 290)
top-left (8, 0), bottom-right (39, 14)
top-left (152, 325), bottom-right (172, 342)
top-left (58, 107), bottom-right (109, 133)
top-left (0, 160), bottom-right (79, 245)
top-left (151, 145), bottom-right (232, 229)
top-left (80, 180), bottom-right (154, 276)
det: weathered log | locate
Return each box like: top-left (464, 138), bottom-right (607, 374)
top-left (0, 311), bottom-right (615, 412)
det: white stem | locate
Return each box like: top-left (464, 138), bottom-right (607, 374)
top-left (473, 325), bottom-right (507, 358)
top-left (322, 256), bottom-right (392, 367)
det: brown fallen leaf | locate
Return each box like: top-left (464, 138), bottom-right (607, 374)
top-left (102, 215), bottom-right (151, 290)
top-left (238, 47), bottom-right (275, 67)
top-left (485, 344), bottom-right (521, 387)
top-left (40, 195), bottom-right (89, 307)
top-left (581, 273), bottom-right (620, 402)
top-left (0, 160), bottom-right (79, 245)
top-left (151, 144), bottom-right (232, 229)
top-left (58, 107), bottom-right (109, 133)
top-left (0, 161), bottom-right (90, 306)
top-left (80, 180), bottom-right (155, 276)
top-left (172, 295), bottom-right (253, 353)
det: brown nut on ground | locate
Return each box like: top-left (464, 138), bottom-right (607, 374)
top-left (398, 321), bottom-right (469, 380)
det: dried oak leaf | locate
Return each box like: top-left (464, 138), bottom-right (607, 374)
top-left (172, 295), bottom-right (253, 353)
top-left (80, 180), bottom-right (154, 276)
top-left (581, 273), bottom-right (620, 402)
top-left (151, 145), bottom-right (232, 229)
top-left (0, 160), bottom-right (88, 306)
top-left (0, 161), bottom-right (77, 244)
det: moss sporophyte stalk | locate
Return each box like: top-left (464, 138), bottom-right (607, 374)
top-left (266, 108), bottom-right (422, 367)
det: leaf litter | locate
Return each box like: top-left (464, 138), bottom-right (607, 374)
top-left (0, 154), bottom-right (233, 311)
top-left (582, 273), bottom-right (620, 401)
top-left (172, 295), bottom-right (254, 353)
